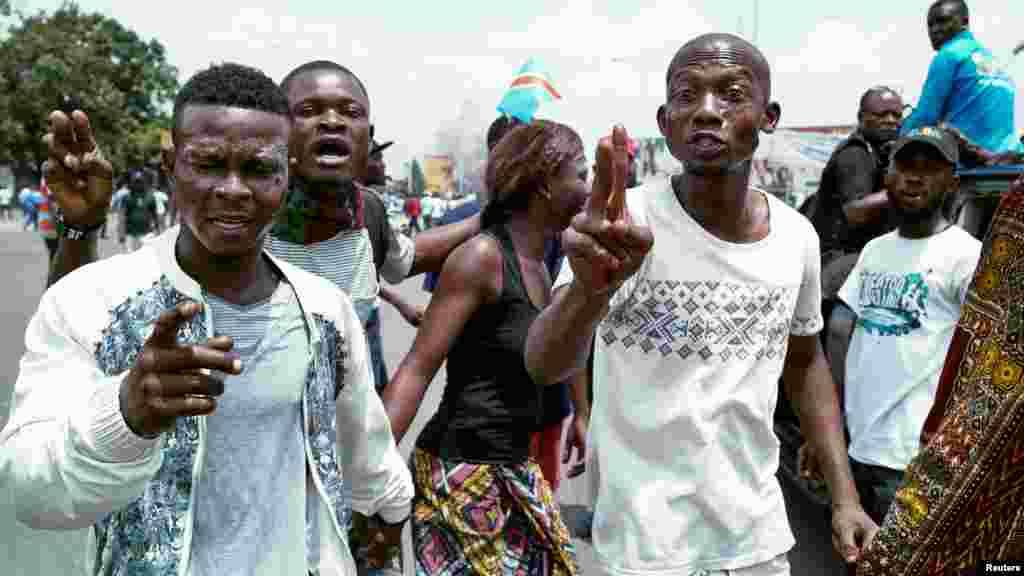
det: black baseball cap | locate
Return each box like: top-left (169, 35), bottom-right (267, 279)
top-left (890, 126), bottom-right (959, 166)
top-left (371, 140), bottom-right (394, 156)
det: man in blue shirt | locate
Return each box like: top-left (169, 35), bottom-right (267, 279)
top-left (902, 0), bottom-right (1016, 155)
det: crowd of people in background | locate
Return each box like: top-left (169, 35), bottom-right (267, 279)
top-left (3, 1), bottom-right (1024, 575)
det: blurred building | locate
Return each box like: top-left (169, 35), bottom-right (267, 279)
top-left (422, 155), bottom-right (455, 198)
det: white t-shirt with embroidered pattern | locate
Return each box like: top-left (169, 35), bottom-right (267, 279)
top-left (554, 175), bottom-right (823, 575)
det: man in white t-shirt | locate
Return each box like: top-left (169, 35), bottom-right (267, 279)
top-left (831, 126), bottom-right (981, 525)
top-left (525, 33), bottom-right (877, 576)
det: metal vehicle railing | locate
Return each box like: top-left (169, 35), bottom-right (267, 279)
top-left (954, 165), bottom-right (1024, 240)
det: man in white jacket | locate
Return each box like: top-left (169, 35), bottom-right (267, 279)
top-left (0, 62), bottom-right (412, 576)
top-left (40, 59), bottom-right (480, 575)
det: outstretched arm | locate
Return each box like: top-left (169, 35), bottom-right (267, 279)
top-left (407, 213), bottom-right (482, 277)
top-left (1, 279), bottom-right (163, 529)
top-left (525, 126), bottom-right (652, 386)
top-left (379, 284), bottom-right (423, 327)
top-left (901, 51), bottom-right (955, 134)
top-left (525, 281), bottom-right (610, 387)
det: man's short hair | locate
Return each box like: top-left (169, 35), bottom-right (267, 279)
top-left (858, 86), bottom-right (900, 113)
top-left (487, 115), bottom-right (524, 152)
top-left (666, 34), bottom-right (772, 103)
top-left (932, 0), bottom-right (968, 20)
top-left (280, 60), bottom-right (369, 102)
top-left (172, 63), bottom-right (289, 136)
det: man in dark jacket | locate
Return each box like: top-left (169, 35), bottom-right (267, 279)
top-left (808, 86), bottom-right (903, 389)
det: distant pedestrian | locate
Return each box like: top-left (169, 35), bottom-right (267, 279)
top-left (118, 169), bottom-right (161, 253)
top-left (36, 179), bottom-right (58, 263)
top-left (19, 186), bottom-right (38, 230)
top-left (421, 194), bottom-right (435, 229)
top-left (0, 184), bottom-right (13, 221)
top-left (404, 194), bottom-right (422, 234)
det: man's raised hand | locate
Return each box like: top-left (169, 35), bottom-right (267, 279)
top-left (42, 110), bottom-right (114, 227)
top-left (563, 124), bottom-right (653, 297)
top-left (119, 302), bottom-right (242, 438)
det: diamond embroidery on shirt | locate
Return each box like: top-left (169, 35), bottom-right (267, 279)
top-left (602, 279), bottom-right (798, 361)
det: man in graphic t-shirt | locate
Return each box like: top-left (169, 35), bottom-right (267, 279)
top-left (831, 127), bottom-right (981, 524)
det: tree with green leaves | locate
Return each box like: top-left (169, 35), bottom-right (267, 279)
top-left (0, 2), bottom-right (178, 181)
top-left (410, 158), bottom-right (426, 197)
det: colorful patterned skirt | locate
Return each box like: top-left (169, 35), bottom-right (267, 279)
top-left (857, 182), bottom-right (1024, 575)
top-left (410, 448), bottom-right (578, 576)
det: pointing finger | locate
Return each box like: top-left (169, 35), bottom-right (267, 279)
top-left (146, 302), bottom-right (203, 348)
top-left (149, 395), bottom-right (218, 419)
top-left (141, 345), bottom-right (242, 375)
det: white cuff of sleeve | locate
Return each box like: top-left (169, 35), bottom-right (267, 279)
top-left (376, 500), bottom-right (412, 525)
top-left (380, 234), bottom-right (415, 284)
top-left (84, 376), bottom-right (161, 463)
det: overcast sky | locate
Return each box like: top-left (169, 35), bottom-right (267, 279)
top-left (14, 0), bottom-right (1024, 173)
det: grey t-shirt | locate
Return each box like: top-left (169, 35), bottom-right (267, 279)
top-left (189, 281), bottom-right (309, 576)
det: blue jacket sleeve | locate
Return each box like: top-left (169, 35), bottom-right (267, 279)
top-left (902, 51), bottom-right (957, 134)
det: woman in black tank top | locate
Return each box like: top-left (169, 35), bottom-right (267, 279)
top-left (382, 120), bottom-right (588, 575)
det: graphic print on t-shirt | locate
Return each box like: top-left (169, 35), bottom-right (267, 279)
top-left (856, 270), bottom-right (930, 336)
top-left (601, 278), bottom-right (795, 361)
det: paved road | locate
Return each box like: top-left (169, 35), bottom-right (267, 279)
top-left (0, 222), bottom-right (848, 574)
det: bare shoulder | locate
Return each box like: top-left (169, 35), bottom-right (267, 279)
top-left (441, 233), bottom-right (504, 300)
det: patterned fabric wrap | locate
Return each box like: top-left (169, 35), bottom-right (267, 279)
top-left (410, 448), bottom-right (578, 576)
top-left (89, 276), bottom-right (350, 574)
top-left (857, 187), bottom-right (1024, 575)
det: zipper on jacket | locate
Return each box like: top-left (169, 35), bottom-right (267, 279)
top-left (178, 291), bottom-right (212, 576)
top-left (301, 330), bottom-right (356, 572)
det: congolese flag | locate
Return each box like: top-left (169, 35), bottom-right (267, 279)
top-left (496, 57), bottom-right (562, 123)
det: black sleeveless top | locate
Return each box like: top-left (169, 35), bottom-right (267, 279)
top-left (417, 224), bottom-right (543, 464)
